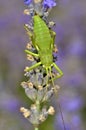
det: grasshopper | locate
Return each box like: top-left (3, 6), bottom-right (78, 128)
top-left (24, 15), bottom-right (63, 84)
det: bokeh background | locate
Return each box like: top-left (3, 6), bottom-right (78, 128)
top-left (0, 0), bottom-right (86, 130)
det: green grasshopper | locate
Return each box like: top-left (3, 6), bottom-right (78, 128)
top-left (24, 15), bottom-right (63, 84)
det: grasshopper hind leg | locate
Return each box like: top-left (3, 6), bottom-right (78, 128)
top-left (45, 66), bottom-right (59, 93)
top-left (48, 63), bottom-right (63, 84)
top-left (45, 68), bottom-right (50, 90)
top-left (49, 67), bottom-right (58, 93)
top-left (45, 67), bottom-right (54, 91)
top-left (51, 63), bottom-right (63, 81)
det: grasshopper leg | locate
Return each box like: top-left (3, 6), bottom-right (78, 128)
top-left (24, 24), bottom-right (33, 40)
top-left (50, 30), bottom-right (56, 43)
top-left (53, 63), bottom-right (63, 78)
top-left (24, 24), bottom-right (36, 48)
top-left (25, 49), bottom-right (39, 57)
top-left (49, 63), bottom-right (63, 81)
top-left (25, 62), bottom-right (42, 72)
top-left (50, 30), bottom-right (58, 52)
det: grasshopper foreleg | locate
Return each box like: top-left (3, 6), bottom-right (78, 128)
top-left (25, 49), bottom-right (39, 57)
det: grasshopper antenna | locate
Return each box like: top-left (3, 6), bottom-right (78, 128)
top-left (49, 67), bottom-right (56, 91)
top-left (58, 101), bottom-right (66, 130)
top-left (49, 67), bottom-right (66, 130)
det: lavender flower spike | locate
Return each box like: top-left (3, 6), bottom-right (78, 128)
top-left (43, 0), bottom-right (57, 8)
top-left (24, 0), bottom-right (32, 5)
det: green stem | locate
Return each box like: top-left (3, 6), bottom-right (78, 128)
top-left (35, 127), bottom-right (39, 130)
top-left (36, 100), bottom-right (40, 111)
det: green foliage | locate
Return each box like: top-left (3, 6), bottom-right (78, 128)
top-left (39, 115), bottom-right (54, 130)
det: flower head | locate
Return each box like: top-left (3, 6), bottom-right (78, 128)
top-left (24, 0), bottom-right (32, 5)
top-left (43, 0), bottom-right (57, 8)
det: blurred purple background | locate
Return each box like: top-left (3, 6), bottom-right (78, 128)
top-left (0, 0), bottom-right (86, 130)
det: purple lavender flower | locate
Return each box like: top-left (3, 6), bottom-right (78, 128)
top-left (24, 0), bottom-right (32, 5)
top-left (43, 0), bottom-right (57, 8)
